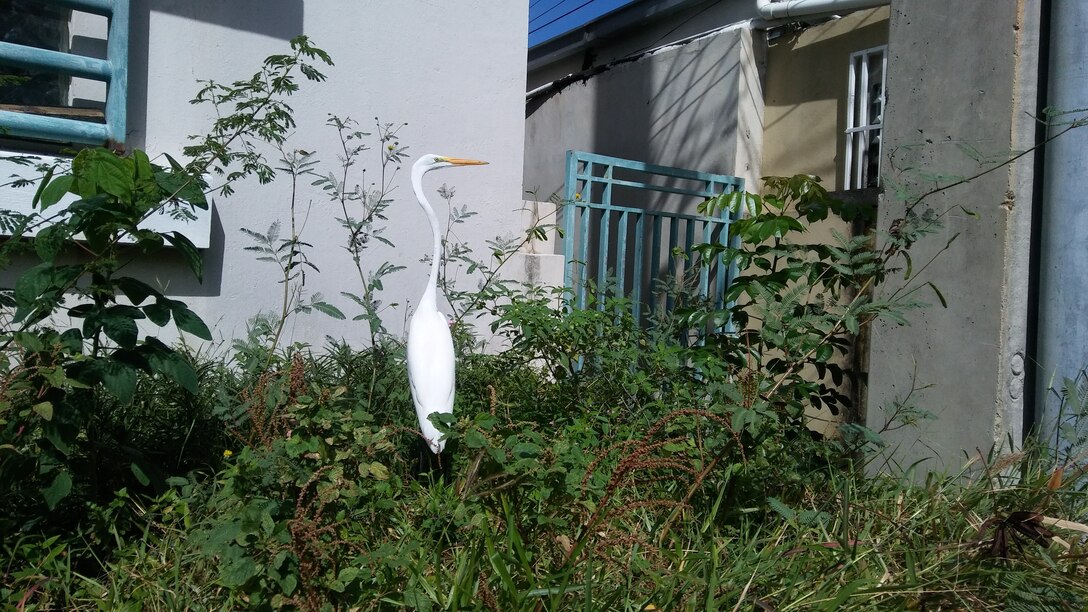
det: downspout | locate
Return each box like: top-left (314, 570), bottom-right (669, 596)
top-left (756, 0), bottom-right (889, 19)
top-left (1035, 0), bottom-right (1088, 452)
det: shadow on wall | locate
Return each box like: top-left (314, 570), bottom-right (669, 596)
top-left (590, 32), bottom-right (743, 216)
top-left (126, 0), bottom-right (305, 151)
top-left (565, 32), bottom-right (749, 304)
top-left (0, 205), bottom-right (227, 299)
top-left (118, 0), bottom-right (303, 299)
top-left (119, 204), bottom-right (227, 297)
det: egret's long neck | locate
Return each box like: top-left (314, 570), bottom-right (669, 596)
top-left (411, 163), bottom-right (442, 310)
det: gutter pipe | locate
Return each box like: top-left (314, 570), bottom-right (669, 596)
top-left (1035, 0), bottom-right (1088, 451)
top-left (756, 0), bottom-right (889, 19)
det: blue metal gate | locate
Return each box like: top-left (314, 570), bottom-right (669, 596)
top-left (562, 150), bottom-right (744, 324)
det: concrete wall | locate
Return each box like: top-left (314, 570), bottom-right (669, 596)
top-left (524, 25), bottom-right (765, 209)
top-left (865, 0), bottom-right (1036, 472)
top-left (0, 2), bottom-right (529, 348)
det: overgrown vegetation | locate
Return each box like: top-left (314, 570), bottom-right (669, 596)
top-left (1, 38), bottom-right (1086, 611)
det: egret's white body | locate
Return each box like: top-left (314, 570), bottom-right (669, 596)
top-left (407, 154), bottom-right (486, 454)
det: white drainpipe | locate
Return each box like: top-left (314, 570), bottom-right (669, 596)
top-left (756, 0), bottom-right (889, 19)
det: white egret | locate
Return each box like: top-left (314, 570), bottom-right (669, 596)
top-left (407, 154), bottom-right (487, 455)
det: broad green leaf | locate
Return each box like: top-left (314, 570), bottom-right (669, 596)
top-left (72, 148), bottom-right (132, 200)
top-left (464, 429), bottom-right (488, 449)
top-left (171, 305), bottom-right (212, 340)
top-left (38, 174), bottom-right (73, 210)
top-left (402, 588), bottom-right (433, 612)
top-left (76, 358), bottom-right (138, 404)
top-left (143, 338), bottom-right (198, 393)
top-left (32, 401), bottom-right (53, 421)
top-left (280, 574), bottom-right (298, 596)
top-left (13, 264), bottom-right (82, 322)
top-left (102, 359), bottom-right (138, 404)
top-left (110, 347), bottom-right (151, 373)
top-left (155, 167), bottom-right (207, 208)
top-left (13, 331), bottom-right (44, 352)
top-left (59, 328), bottom-right (84, 354)
top-left (42, 422), bottom-right (72, 455)
top-left (814, 343), bottom-right (834, 363)
top-left (133, 150), bottom-right (154, 180)
top-left (201, 521), bottom-right (242, 547)
top-left (511, 442), bottom-right (541, 458)
top-left (164, 231), bottom-right (203, 281)
top-left (14, 261), bottom-right (60, 307)
top-left (116, 277), bottom-right (160, 305)
top-left (34, 223), bottom-right (72, 263)
top-left (101, 305), bottom-right (145, 349)
top-left (143, 299), bottom-right (172, 326)
top-left (163, 153), bottom-right (186, 172)
top-left (42, 470), bottom-right (72, 510)
top-left (133, 153), bottom-right (165, 213)
top-left (219, 550), bottom-right (259, 587)
top-left (368, 462), bottom-right (390, 481)
top-left (130, 462), bottom-right (151, 486)
top-left (132, 229), bottom-right (165, 252)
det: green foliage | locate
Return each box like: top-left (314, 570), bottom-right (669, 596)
top-left (0, 36), bottom-right (330, 531)
top-left (4, 33), bottom-right (1086, 612)
top-left (688, 175), bottom-right (897, 425)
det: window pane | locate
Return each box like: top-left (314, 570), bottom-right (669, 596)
top-left (866, 128), bottom-right (881, 188)
top-left (0, 1), bottom-right (70, 106)
top-left (867, 52), bottom-right (883, 125)
top-left (845, 45), bottom-right (887, 190)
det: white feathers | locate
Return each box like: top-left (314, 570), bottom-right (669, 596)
top-left (405, 154), bottom-right (486, 454)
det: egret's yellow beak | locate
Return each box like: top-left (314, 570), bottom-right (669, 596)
top-left (441, 157), bottom-right (488, 166)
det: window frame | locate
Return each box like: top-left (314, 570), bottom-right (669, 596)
top-left (844, 44), bottom-right (887, 190)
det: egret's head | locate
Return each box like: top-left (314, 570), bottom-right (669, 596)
top-left (415, 154), bottom-right (488, 173)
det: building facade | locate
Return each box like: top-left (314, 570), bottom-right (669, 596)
top-left (0, 1), bottom-right (530, 346)
top-left (525, 0), bottom-right (1081, 471)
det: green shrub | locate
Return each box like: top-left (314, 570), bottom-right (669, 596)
top-left (3, 36), bottom-right (1086, 612)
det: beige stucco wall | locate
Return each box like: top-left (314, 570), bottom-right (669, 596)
top-left (760, 9), bottom-right (889, 435)
top-left (761, 7), bottom-right (890, 190)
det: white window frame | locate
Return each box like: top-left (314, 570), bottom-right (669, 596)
top-left (844, 45), bottom-right (887, 190)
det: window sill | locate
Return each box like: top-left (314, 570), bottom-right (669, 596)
top-left (0, 152), bottom-right (212, 248)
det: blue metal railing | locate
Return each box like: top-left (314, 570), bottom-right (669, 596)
top-left (0, 0), bottom-right (129, 145)
top-left (563, 150), bottom-right (744, 325)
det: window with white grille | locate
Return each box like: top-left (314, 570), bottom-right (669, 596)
top-left (845, 45), bottom-right (886, 190)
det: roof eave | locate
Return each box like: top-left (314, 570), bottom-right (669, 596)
top-left (527, 0), bottom-right (713, 72)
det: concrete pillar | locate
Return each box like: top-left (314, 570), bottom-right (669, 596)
top-left (1036, 0), bottom-right (1088, 449)
top-left (865, 0), bottom-right (1040, 472)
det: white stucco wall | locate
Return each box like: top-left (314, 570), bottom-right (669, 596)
top-left (1, 2), bottom-right (529, 349)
